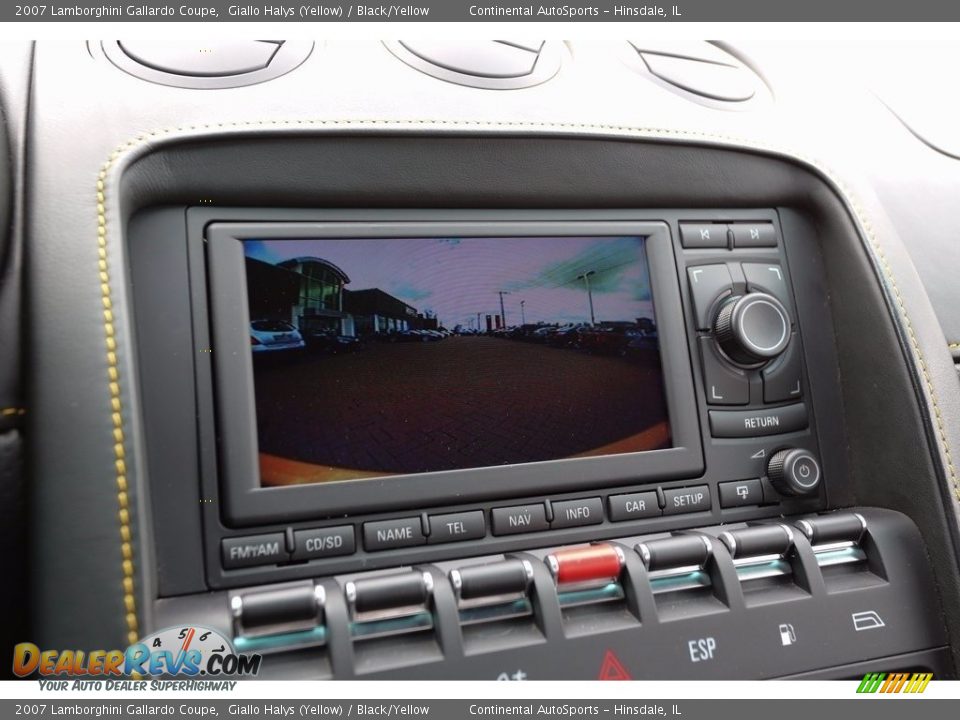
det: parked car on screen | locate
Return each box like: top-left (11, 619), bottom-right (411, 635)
top-left (579, 325), bottom-right (645, 355)
top-left (250, 320), bottom-right (306, 353)
top-left (303, 329), bottom-right (365, 354)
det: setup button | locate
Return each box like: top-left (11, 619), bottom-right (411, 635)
top-left (662, 485), bottom-right (712, 515)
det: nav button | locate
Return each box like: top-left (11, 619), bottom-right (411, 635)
top-left (492, 504), bottom-right (549, 536)
top-left (662, 485), bottom-right (712, 515)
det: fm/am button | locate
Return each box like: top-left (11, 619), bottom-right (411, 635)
top-left (222, 533), bottom-right (288, 569)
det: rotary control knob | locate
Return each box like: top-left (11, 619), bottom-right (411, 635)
top-left (713, 292), bottom-right (791, 365)
top-left (768, 448), bottom-right (822, 496)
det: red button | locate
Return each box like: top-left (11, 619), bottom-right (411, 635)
top-left (547, 544), bottom-right (625, 586)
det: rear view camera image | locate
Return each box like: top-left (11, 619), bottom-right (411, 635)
top-left (244, 235), bottom-right (672, 486)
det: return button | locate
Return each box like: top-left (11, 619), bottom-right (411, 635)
top-left (709, 403), bottom-right (808, 438)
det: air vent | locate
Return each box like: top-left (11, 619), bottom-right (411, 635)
top-left (385, 40), bottom-right (563, 90)
top-left (100, 41), bottom-right (314, 89)
top-left (625, 41), bottom-right (768, 109)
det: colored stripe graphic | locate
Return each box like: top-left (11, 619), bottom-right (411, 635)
top-left (857, 672), bottom-right (932, 693)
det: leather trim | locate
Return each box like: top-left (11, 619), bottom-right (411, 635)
top-left (98, 118), bottom-right (960, 639)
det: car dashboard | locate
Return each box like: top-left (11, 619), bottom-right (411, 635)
top-left (2, 40), bottom-right (960, 681)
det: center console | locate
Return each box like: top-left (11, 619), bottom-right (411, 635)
top-left (128, 207), bottom-right (948, 679)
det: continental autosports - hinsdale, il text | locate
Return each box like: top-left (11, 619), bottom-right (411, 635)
top-left (471, 4), bottom-right (601, 15)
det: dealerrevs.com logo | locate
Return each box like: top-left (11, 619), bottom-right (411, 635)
top-left (13, 626), bottom-right (261, 679)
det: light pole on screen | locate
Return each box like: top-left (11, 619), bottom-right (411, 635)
top-left (577, 270), bottom-right (596, 326)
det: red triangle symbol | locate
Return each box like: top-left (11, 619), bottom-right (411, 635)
top-left (598, 650), bottom-right (631, 680)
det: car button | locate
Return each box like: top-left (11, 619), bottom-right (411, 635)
top-left (680, 223), bottom-right (729, 249)
top-left (428, 511), bottom-right (486, 544)
top-left (662, 485), bottom-right (712, 515)
top-left (222, 533), bottom-right (288, 569)
top-left (363, 517), bottom-right (426, 551)
top-left (718, 479), bottom-right (763, 508)
top-left (292, 526), bottom-right (355, 560)
top-left (709, 403), bottom-right (808, 438)
top-left (551, 498), bottom-right (603, 529)
top-left (699, 337), bottom-right (749, 405)
top-left (491, 504), bottom-right (549, 535)
top-left (608, 491), bottom-right (661, 521)
top-left (730, 222), bottom-right (777, 248)
top-left (688, 264), bottom-right (734, 330)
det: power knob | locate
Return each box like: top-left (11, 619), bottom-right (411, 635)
top-left (767, 448), bottom-right (822, 497)
top-left (713, 292), bottom-right (790, 366)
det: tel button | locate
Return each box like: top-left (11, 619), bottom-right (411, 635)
top-left (608, 491), bottom-right (661, 521)
top-left (491, 504), bottom-right (549, 536)
top-left (662, 485), bottom-right (712, 515)
top-left (363, 517), bottom-right (426, 551)
top-left (292, 526), bottom-right (355, 560)
top-left (428, 510), bottom-right (486, 544)
top-left (221, 533), bottom-right (288, 569)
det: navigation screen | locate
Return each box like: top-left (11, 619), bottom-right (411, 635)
top-left (243, 235), bottom-right (672, 486)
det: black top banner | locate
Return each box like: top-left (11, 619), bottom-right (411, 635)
top-left (5, 0), bottom-right (957, 21)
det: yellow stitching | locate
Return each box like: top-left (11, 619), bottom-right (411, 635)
top-left (96, 117), bottom-right (960, 642)
top-left (948, 342), bottom-right (960, 350)
top-left (98, 157), bottom-right (139, 648)
top-left (1, 408), bottom-right (26, 416)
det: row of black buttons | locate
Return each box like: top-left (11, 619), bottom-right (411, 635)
top-left (221, 485), bottom-right (722, 569)
top-left (680, 221), bottom-right (777, 250)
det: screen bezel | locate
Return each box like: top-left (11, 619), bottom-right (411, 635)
top-left (205, 219), bottom-right (703, 526)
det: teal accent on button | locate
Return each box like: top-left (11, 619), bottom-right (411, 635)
top-left (350, 611), bottom-right (433, 638)
top-left (234, 626), bottom-right (326, 653)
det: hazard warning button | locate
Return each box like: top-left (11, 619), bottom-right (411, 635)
top-left (598, 650), bottom-right (631, 680)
